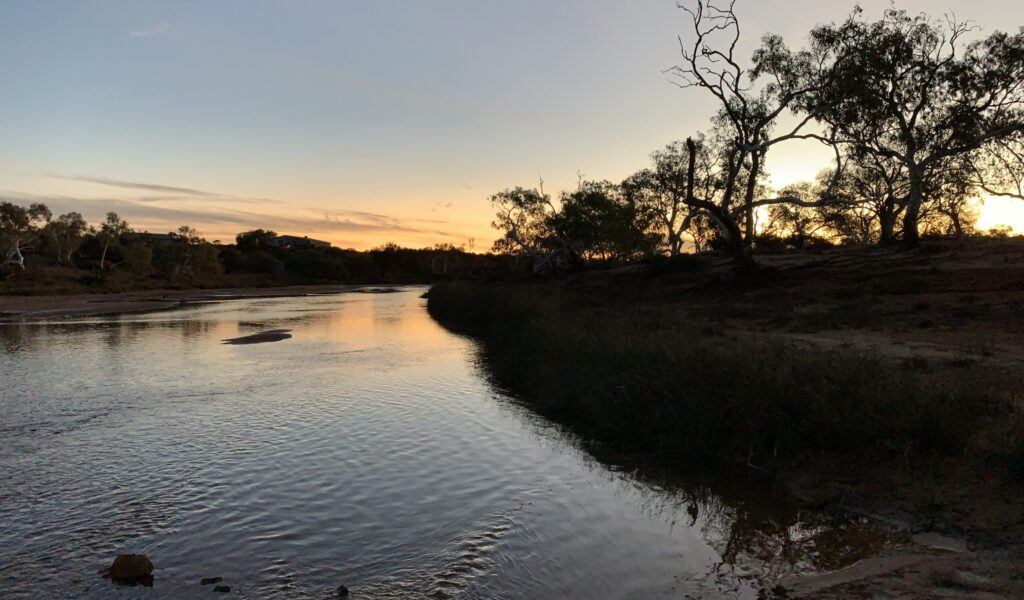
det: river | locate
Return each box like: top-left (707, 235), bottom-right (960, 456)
top-left (0, 289), bottom-right (886, 599)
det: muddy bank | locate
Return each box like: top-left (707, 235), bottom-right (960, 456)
top-left (0, 285), bottom-right (415, 322)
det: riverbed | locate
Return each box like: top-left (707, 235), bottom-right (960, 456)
top-left (0, 289), bottom-right (885, 598)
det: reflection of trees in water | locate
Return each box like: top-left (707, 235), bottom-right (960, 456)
top-left (0, 323), bottom-right (29, 352)
top-left (96, 319), bottom-right (214, 347)
top-left (1, 319), bottom-right (225, 352)
top-left (493, 397), bottom-right (889, 592)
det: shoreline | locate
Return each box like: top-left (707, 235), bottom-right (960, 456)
top-left (425, 258), bottom-right (1024, 598)
top-left (0, 284), bottom-right (418, 323)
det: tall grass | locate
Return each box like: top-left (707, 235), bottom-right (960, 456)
top-left (428, 282), bottom-right (979, 464)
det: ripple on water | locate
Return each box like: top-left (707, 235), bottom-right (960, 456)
top-left (0, 291), bottom-right (889, 599)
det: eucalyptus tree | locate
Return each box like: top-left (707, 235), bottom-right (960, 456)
top-left (554, 180), bottom-right (660, 262)
top-left (815, 154), bottom-right (909, 245)
top-left (621, 143), bottom-right (690, 256)
top-left (668, 0), bottom-right (833, 260)
top-left (809, 7), bottom-right (1024, 245)
top-left (94, 212), bottom-right (131, 270)
top-left (963, 130), bottom-right (1024, 202)
top-left (1, 201), bottom-right (51, 271)
top-left (44, 212), bottom-right (88, 264)
top-left (490, 186), bottom-right (560, 272)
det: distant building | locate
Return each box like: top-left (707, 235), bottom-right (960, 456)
top-left (267, 235), bottom-right (331, 249)
top-left (134, 232), bottom-right (176, 244)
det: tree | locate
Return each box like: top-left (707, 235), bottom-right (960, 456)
top-left (156, 225), bottom-right (221, 278)
top-left (94, 212), bottom-right (131, 270)
top-left (760, 181), bottom-right (831, 248)
top-left (919, 164), bottom-right (981, 238)
top-left (44, 212), bottom-right (88, 264)
top-left (809, 7), bottom-right (1024, 245)
top-left (553, 180), bottom-right (659, 262)
top-left (121, 243), bottom-right (153, 275)
top-left (1, 202), bottom-right (51, 271)
top-left (669, 0), bottom-right (831, 262)
top-left (819, 154), bottom-right (909, 245)
top-left (623, 142), bottom-right (694, 256)
top-left (964, 130), bottom-right (1024, 201)
top-left (490, 185), bottom-right (565, 272)
top-left (235, 229), bottom-right (278, 250)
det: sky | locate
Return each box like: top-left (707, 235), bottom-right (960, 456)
top-left (1, 1), bottom-right (1023, 249)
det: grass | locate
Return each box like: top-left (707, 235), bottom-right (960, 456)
top-left (428, 282), bottom-right (983, 466)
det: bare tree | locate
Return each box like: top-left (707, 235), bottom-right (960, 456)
top-left (668, 0), bottom-right (833, 261)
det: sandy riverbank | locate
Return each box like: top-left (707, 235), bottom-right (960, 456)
top-left (0, 284), bottom-right (411, 322)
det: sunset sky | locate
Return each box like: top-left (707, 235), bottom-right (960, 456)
top-left (2, 0), bottom-right (1023, 249)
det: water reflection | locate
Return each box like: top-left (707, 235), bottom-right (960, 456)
top-left (0, 289), bottom-right (888, 599)
top-left (489, 401), bottom-right (891, 597)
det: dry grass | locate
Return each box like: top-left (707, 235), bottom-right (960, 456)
top-left (428, 281), bottom-right (984, 465)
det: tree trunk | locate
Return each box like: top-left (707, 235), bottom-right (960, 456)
top-left (100, 241), bottom-right (109, 270)
top-left (668, 230), bottom-right (682, 256)
top-left (714, 214), bottom-right (753, 267)
top-left (10, 244), bottom-right (26, 271)
top-left (878, 204), bottom-right (897, 246)
top-left (682, 137), bottom-right (754, 268)
top-left (742, 151), bottom-right (761, 250)
top-left (902, 168), bottom-right (924, 247)
top-left (949, 212), bottom-right (964, 239)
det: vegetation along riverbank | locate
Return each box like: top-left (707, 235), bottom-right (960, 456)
top-left (428, 237), bottom-right (1024, 597)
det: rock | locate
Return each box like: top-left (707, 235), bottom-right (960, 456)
top-left (336, 584), bottom-right (350, 597)
top-left (201, 577), bottom-right (223, 585)
top-left (222, 329), bottom-right (292, 345)
top-left (103, 554), bottom-right (154, 585)
top-left (213, 584), bottom-right (231, 593)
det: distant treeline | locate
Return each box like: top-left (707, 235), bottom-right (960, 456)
top-left (0, 206), bottom-right (510, 294)
top-left (489, 3), bottom-right (1024, 272)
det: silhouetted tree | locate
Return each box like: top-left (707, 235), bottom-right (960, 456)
top-left (1, 201), bottom-right (51, 271)
top-left (809, 7), bottom-right (1024, 245)
top-left (553, 180), bottom-right (659, 262)
top-left (490, 186), bottom-right (568, 272)
top-left (236, 228), bottom-right (278, 250)
top-left (669, 0), bottom-right (835, 262)
top-left (623, 141), bottom-right (709, 256)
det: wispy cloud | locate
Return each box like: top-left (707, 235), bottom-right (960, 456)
top-left (129, 22), bottom-right (172, 38)
top-left (47, 173), bottom-right (279, 205)
top-left (0, 190), bottom-right (465, 242)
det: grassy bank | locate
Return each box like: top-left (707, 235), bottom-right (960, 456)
top-left (428, 281), bottom-right (1001, 467)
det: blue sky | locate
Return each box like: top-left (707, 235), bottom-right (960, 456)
top-left (2, 1), bottom-right (1022, 248)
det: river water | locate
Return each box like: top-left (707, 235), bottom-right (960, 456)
top-left (0, 289), bottom-right (886, 599)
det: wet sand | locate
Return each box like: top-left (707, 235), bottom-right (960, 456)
top-left (0, 285), bottom-right (406, 322)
